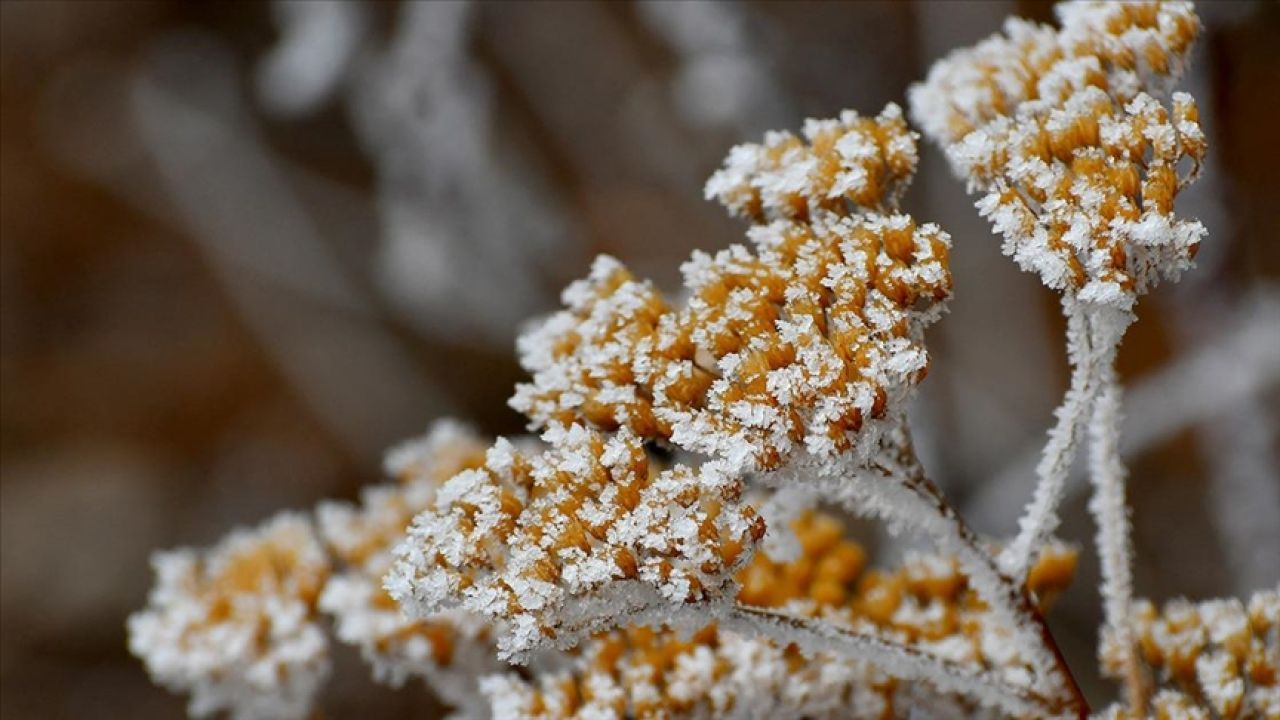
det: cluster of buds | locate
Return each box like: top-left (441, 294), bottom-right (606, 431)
top-left (1098, 589), bottom-right (1280, 719)
top-left (704, 104), bottom-right (918, 220)
top-left (481, 513), bottom-right (1078, 719)
top-left (910, 1), bottom-right (1205, 309)
top-left (127, 513), bottom-right (331, 720)
top-left (128, 422), bottom-right (509, 720)
top-left (512, 104), bottom-right (950, 477)
top-left (315, 421), bottom-right (500, 707)
top-left (385, 424), bottom-right (765, 662)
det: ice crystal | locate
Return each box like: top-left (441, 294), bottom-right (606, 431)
top-left (911, 6), bottom-right (1210, 709)
top-left (911, 1), bottom-right (1204, 310)
top-left (1096, 588), bottom-right (1280, 719)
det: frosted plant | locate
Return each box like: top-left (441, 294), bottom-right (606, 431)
top-left (132, 3), bottom-right (1271, 719)
top-left (386, 423), bottom-right (765, 662)
top-left (127, 512), bottom-right (332, 720)
top-left (316, 421), bottom-right (500, 715)
top-left (511, 105), bottom-right (949, 486)
top-left (910, 2), bottom-right (1208, 710)
top-left (480, 513), bottom-right (1079, 720)
top-left (128, 420), bottom-right (509, 720)
top-left (509, 105), bottom-right (1084, 715)
top-left (1095, 588), bottom-right (1280, 719)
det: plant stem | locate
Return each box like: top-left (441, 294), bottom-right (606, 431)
top-left (1000, 301), bottom-right (1096, 579)
top-left (893, 449), bottom-right (1089, 718)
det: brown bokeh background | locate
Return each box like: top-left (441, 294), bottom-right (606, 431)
top-left (2, 1), bottom-right (1277, 717)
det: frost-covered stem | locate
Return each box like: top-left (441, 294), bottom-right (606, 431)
top-left (890, 452), bottom-right (1087, 717)
top-left (1000, 300), bottom-right (1096, 579)
top-left (722, 603), bottom-right (1061, 719)
top-left (1085, 310), bottom-right (1145, 712)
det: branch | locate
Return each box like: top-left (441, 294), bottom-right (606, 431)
top-left (801, 423), bottom-right (1088, 715)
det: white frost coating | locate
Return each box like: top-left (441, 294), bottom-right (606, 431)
top-left (912, 8), bottom-right (1206, 705)
top-left (999, 300), bottom-right (1119, 580)
top-left (1086, 348), bottom-right (1137, 681)
top-left (317, 419), bottom-right (500, 716)
top-left (127, 512), bottom-right (331, 720)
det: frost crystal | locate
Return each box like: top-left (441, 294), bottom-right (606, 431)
top-left (911, 5), bottom-right (1210, 708)
top-left (127, 512), bottom-right (331, 720)
top-left (1097, 588), bottom-right (1280, 719)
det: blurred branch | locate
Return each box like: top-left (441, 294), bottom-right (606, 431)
top-left (255, 0), bottom-right (367, 118)
top-left (129, 34), bottom-right (451, 464)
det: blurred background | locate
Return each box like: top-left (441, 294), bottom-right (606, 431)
top-left (1, 1), bottom-right (1276, 717)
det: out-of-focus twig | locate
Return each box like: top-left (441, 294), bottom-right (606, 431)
top-left (130, 35), bottom-right (451, 464)
top-left (255, 0), bottom-right (368, 118)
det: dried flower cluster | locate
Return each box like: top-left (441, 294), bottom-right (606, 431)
top-left (511, 103), bottom-right (950, 479)
top-left (387, 424), bottom-right (764, 661)
top-left (315, 422), bottom-right (500, 712)
top-left (130, 3), bottom-right (1275, 720)
top-left (482, 512), bottom-right (1079, 720)
top-left (130, 422), bottom-right (504, 719)
top-left (910, 4), bottom-right (1215, 714)
top-left (1097, 589), bottom-right (1280, 719)
top-left (910, 0), bottom-right (1205, 308)
top-left (127, 513), bottom-right (331, 720)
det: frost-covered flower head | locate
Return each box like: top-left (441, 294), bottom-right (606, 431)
top-left (1096, 588), bottom-right (1280, 720)
top-left (511, 104), bottom-right (950, 477)
top-left (316, 420), bottom-right (499, 705)
top-left (909, 0), bottom-right (1205, 310)
top-left (386, 424), bottom-right (765, 661)
top-left (705, 103), bottom-right (918, 221)
top-left (481, 513), bottom-right (1080, 720)
top-left (127, 512), bottom-right (331, 720)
